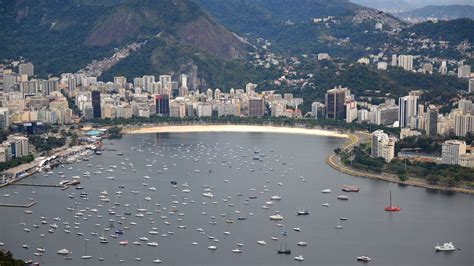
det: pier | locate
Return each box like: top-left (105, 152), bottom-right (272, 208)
top-left (9, 183), bottom-right (64, 188)
top-left (0, 201), bottom-right (36, 208)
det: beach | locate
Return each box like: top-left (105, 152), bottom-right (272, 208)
top-left (127, 124), bottom-right (349, 138)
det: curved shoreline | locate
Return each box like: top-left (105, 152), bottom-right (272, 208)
top-left (126, 124), bottom-right (473, 195)
top-left (127, 124), bottom-right (349, 138)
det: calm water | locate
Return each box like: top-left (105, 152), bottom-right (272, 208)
top-left (0, 133), bottom-right (472, 266)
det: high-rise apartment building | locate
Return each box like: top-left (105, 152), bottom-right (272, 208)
top-left (442, 140), bottom-right (466, 165)
top-left (155, 95), bottom-right (170, 116)
top-left (397, 55), bottom-right (413, 71)
top-left (248, 97), bottom-right (265, 117)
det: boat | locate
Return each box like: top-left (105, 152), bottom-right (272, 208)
top-left (321, 203), bottom-right (330, 207)
top-left (81, 241), bottom-right (92, 259)
top-left (337, 195), bottom-right (349, 200)
top-left (297, 242), bottom-right (307, 246)
top-left (119, 240), bottom-right (128, 245)
top-left (232, 248), bottom-right (243, 253)
top-left (270, 194), bottom-right (282, 200)
top-left (277, 241), bottom-right (291, 254)
top-left (297, 208), bottom-right (309, 215)
top-left (335, 221), bottom-right (343, 229)
top-left (147, 242), bottom-right (159, 247)
top-left (153, 259), bottom-right (163, 263)
top-left (57, 249), bottom-right (69, 255)
top-left (342, 185), bottom-right (359, 192)
top-left (357, 256), bottom-right (372, 262)
top-left (257, 240), bottom-right (266, 245)
top-left (208, 245), bottom-right (217, 250)
top-left (435, 242), bottom-right (456, 251)
top-left (293, 227), bottom-right (301, 232)
top-left (269, 214), bottom-right (284, 220)
top-left (321, 189), bottom-right (331, 193)
top-left (384, 190), bottom-right (401, 212)
top-left (294, 255), bottom-right (304, 261)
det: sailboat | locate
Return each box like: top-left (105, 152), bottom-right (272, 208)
top-left (335, 220), bottom-right (343, 229)
top-left (384, 190), bottom-right (401, 212)
top-left (277, 237), bottom-right (291, 254)
top-left (81, 240), bottom-right (92, 259)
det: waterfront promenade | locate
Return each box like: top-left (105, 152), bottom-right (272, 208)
top-left (326, 133), bottom-right (474, 195)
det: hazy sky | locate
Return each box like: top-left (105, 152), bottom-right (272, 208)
top-left (351, 0), bottom-right (474, 10)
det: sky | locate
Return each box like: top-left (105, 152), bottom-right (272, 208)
top-left (351, 0), bottom-right (474, 10)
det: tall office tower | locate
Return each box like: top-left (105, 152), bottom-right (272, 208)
top-left (325, 86), bottom-right (350, 120)
top-left (442, 140), bottom-right (466, 165)
top-left (397, 55), bottom-right (413, 71)
top-left (248, 97), bottom-right (265, 117)
top-left (155, 95), bottom-right (170, 116)
top-left (91, 90), bottom-right (101, 118)
top-left (426, 105), bottom-right (438, 137)
top-left (142, 75), bottom-right (155, 92)
top-left (398, 95), bottom-right (419, 128)
top-left (19, 62), bottom-right (34, 76)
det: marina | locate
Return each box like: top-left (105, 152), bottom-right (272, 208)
top-left (0, 132), bottom-right (472, 265)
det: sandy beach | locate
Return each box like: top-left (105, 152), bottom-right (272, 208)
top-left (128, 125), bottom-right (348, 138)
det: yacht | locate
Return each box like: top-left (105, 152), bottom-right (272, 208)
top-left (342, 185), bottom-right (359, 192)
top-left (321, 189), bottom-right (331, 193)
top-left (337, 195), bottom-right (349, 200)
top-left (294, 255), bottom-right (304, 261)
top-left (232, 248), bottom-right (243, 253)
top-left (435, 242), bottom-right (456, 251)
top-left (208, 245), bottom-right (217, 250)
top-left (257, 240), bottom-right (266, 245)
top-left (153, 259), bottom-right (162, 263)
top-left (147, 242), bottom-right (159, 247)
top-left (57, 249), bottom-right (69, 255)
top-left (297, 242), bottom-right (307, 246)
top-left (297, 209), bottom-right (309, 216)
top-left (202, 192), bottom-right (214, 198)
top-left (269, 214), bottom-right (284, 220)
top-left (357, 256), bottom-right (372, 262)
top-left (119, 240), bottom-right (128, 245)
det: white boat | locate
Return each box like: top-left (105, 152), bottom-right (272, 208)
top-left (294, 255), bottom-right (304, 261)
top-left (153, 259), bottom-right (162, 263)
top-left (208, 245), bottom-right (217, 250)
top-left (119, 240), bottom-right (128, 245)
top-left (335, 221), bottom-right (343, 229)
top-left (202, 192), bottom-right (214, 198)
top-left (435, 242), bottom-right (456, 251)
top-left (357, 256), bottom-right (372, 262)
top-left (57, 249), bottom-right (69, 255)
top-left (147, 242), bottom-right (159, 247)
top-left (297, 241), bottom-right (307, 246)
top-left (293, 227), bottom-right (301, 232)
top-left (81, 255), bottom-right (92, 260)
top-left (257, 240), bottom-right (266, 245)
top-left (321, 203), bottom-right (330, 207)
top-left (270, 194), bottom-right (282, 200)
top-left (269, 214), bottom-right (284, 220)
top-left (321, 189), bottom-right (331, 193)
top-left (232, 248), bottom-right (242, 253)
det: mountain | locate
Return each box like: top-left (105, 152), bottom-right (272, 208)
top-left (395, 5), bottom-right (474, 22)
top-left (405, 18), bottom-right (474, 43)
top-left (195, 0), bottom-right (402, 58)
top-left (351, 0), bottom-right (474, 12)
top-left (0, 0), bottom-right (254, 87)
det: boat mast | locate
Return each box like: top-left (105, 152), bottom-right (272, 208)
top-left (389, 190), bottom-right (392, 207)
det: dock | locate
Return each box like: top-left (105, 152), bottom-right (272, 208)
top-left (0, 201), bottom-right (36, 208)
top-left (9, 183), bottom-right (64, 188)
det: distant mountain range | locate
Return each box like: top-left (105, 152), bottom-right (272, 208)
top-left (395, 5), bottom-right (474, 22)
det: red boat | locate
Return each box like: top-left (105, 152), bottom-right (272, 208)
top-left (342, 185), bottom-right (359, 192)
top-left (384, 190), bottom-right (401, 212)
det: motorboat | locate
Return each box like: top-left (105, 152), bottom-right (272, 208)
top-left (435, 242), bottom-right (456, 251)
top-left (342, 185), bottom-right (359, 192)
top-left (321, 189), bottom-right (331, 193)
top-left (294, 255), bottom-right (304, 261)
top-left (297, 242), bottom-right (307, 246)
top-left (269, 214), bottom-right (284, 220)
top-left (337, 195), bottom-right (349, 200)
top-left (357, 256), bottom-right (372, 262)
top-left (208, 245), bottom-right (217, 250)
top-left (57, 249), bottom-right (69, 255)
top-left (257, 240), bottom-right (266, 245)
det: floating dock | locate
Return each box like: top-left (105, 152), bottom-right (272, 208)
top-left (0, 201), bottom-right (36, 208)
